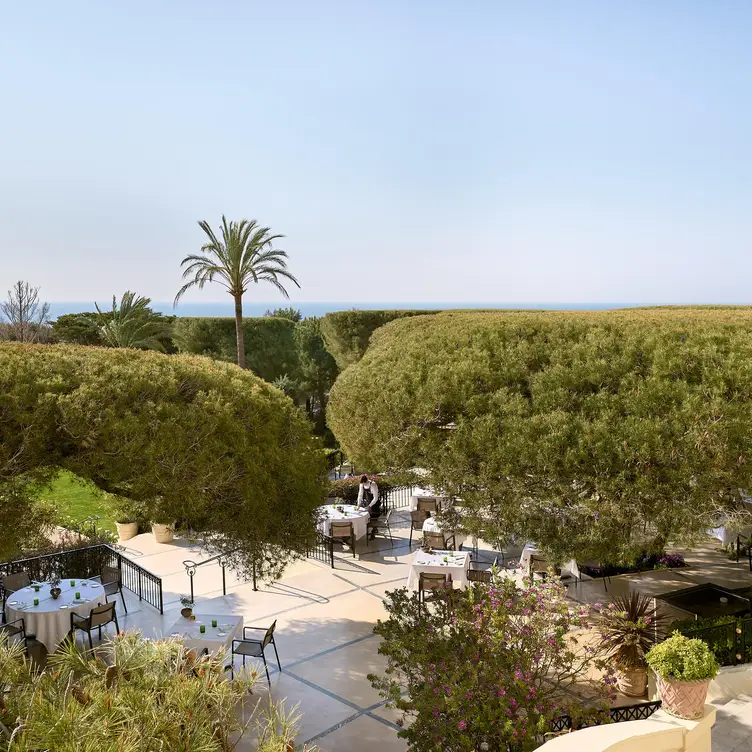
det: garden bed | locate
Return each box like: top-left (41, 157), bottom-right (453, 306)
top-left (579, 552), bottom-right (686, 579)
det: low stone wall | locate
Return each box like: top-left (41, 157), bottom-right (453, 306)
top-left (537, 706), bottom-right (715, 752)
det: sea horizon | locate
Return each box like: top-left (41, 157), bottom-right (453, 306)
top-left (43, 300), bottom-right (743, 320)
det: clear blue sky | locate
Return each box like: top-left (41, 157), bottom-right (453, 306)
top-left (2, 1), bottom-right (751, 305)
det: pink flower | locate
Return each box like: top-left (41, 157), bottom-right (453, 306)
top-left (458, 721), bottom-right (467, 730)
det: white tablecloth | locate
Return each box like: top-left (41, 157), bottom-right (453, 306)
top-left (165, 613), bottom-right (243, 655)
top-left (407, 550), bottom-right (470, 590)
top-left (318, 504), bottom-right (370, 540)
top-left (5, 579), bottom-right (106, 652)
top-left (708, 524), bottom-right (752, 547)
top-left (519, 543), bottom-right (580, 579)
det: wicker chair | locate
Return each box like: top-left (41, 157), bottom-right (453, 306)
top-left (330, 520), bottom-right (356, 558)
top-left (367, 509), bottom-right (393, 548)
top-left (70, 601), bottom-right (119, 650)
top-left (417, 498), bottom-right (438, 513)
top-left (418, 572), bottom-right (452, 604)
top-left (408, 510), bottom-right (430, 547)
top-left (423, 531), bottom-right (456, 551)
top-left (231, 621), bottom-right (281, 685)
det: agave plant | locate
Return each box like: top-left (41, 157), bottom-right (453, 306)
top-left (0, 631), bottom-right (309, 751)
top-left (597, 592), bottom-right (668, 669)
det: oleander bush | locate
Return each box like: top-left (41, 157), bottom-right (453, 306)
top-left (329, 308), bottom-right (752, 564)
top-left (0, 631), bottom-right (307, 751)
top-left (0, 343), bottom-right (326, 581)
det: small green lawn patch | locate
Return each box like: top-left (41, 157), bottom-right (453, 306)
top-left (38, 470), bottom-right (118, 533)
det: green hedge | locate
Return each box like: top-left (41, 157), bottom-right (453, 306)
top-left (672, 614), bottom-right (752, 666)
top-left (327, 475), bottom-right (403, 503)
top-left (320, 310), bottom-right (437, 370)
top-left (172, 316), bottom-right (298, 382)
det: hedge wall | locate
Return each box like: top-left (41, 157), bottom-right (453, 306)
top-left (172, 316), bottom-right (298, 383)
top-left (320, 310), bottom-right (438, 370)
top-left (328, 308), bottom-right (752, 563)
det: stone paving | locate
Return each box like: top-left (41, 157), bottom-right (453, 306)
top-left (103, 512), bottom-right (752, 750)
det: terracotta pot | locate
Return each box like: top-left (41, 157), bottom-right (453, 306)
top-left (180, 607), bottom-right (193, 618)
top-left (657, 676), bottom-right (710, 720)
top-left (116, 521), bottom-right (138, 541)
top-left (151, 522), bottom-right (174, 544)
top-left (617, 667), bottom-right (648, 697)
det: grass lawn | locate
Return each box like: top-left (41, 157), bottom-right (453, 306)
top-left (38, 470), bottom-right (119, 533)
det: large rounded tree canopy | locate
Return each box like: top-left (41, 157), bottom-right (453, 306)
top-left (328, 309), bottom-right (752, 563)
top-left (0, 344), bottom-right (326, 576)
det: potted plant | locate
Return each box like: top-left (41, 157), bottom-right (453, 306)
top-left (646, 633), bottom-right (719, 719)
top-left (597, 592), bottom-right (667, 697)
top-left (180, 596), bottom-right (194, 619)
top-left (115, 498), bottom-right (143, 541)
top-left (49, 577), bottom-right (61, 600)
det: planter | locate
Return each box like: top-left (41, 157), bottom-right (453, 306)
top-left (617, 667), bottom-right (648, 697)
top-left (116, 521), bottom-right (138, 541)
top-left (49, 587), bottom-right (61, 600)
top-left (180, 607), bottom-right (193, 618)
top-left (657, 676), bottom-right (711, 719)
top-left (152, 522), bottom-right (175, 544)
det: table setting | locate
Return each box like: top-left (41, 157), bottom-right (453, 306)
top-left (317, 503), bottom-right (370, 540)
top-left (5, 578), bottom-right (106, 651)
top-left (165, 613), bottom-right (243, 655)
top-left (406, 548), bottom-right (470, 590)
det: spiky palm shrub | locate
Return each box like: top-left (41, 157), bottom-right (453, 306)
top-left (0, 632), bottom-right (306, 751)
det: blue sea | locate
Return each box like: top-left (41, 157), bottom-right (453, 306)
top-left (47, 301), bottom-right (652, 319)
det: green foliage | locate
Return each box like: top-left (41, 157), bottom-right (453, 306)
top-left (172, 316), bottom-right (298, 384)
top-left (328, 309), bottom-right (752, 563)
top-left (0, 477), bottom-right (57, 561)
top-left (328, 475), bottom-right (400, 503)
top-left (51, 312), bottom-right (103, 345)
top-left (370, 578), bottom-right (614, 751)
top-left (670, 614), bottom-right (752, 666)
top-left (320, 309), bottom-right (437, 370)
top-left (265, 306), bottom-right (302, 322)
top-left (646, 633), bottom-right (720, 681)
top-left (95, 291), bottom-right (173, 352)
top-left (0, 343), bottom-right (327, 581)
top-left (0, 631), bottom-right (305, 751)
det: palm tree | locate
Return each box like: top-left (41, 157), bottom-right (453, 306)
top-left (96, 291), bottom-right (172, 351)
top-left (174, 216), bottom-right (300, 368)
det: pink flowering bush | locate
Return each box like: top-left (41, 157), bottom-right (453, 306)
top-left (370, 577), bottom-right (616, 751)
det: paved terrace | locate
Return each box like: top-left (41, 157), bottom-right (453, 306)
top-left (111, 513), bottom-right (752, 751)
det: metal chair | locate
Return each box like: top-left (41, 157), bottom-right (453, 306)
top-left (70, 601), bottom-right (119, 650)
top-left (423, 531), bottom-right (456, 551)
top-left (468, 568), bottom-right (493, 584)
top-left (367, 509), bottom-right (393, 548)
top-left (0, 616), bottom-right (26, 642)
top-left (2, 571), bottom-right (31, 614)
top-left (409, 510), bottom-right (430, 547)
top-left (528, 554), bottom-right (550, 579)
top-left (231, 620), bottom-right (281, 685)
top-left (417, 498), bottom-right (438, 513)
top-left (418, 572), bottom-right (452, 604)
top-left (330, 520), bottom-right (357, 558)
top-left (94, 565), bottom-right (128, 614)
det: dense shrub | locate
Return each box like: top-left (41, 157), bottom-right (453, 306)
top-left (172, 316), bottom-right (298, 383)
top-left (327, 474), bottom-right (403, 502)
top-left (579, 552), bottom-right (685, 579)
top-left (328, 309), bottom-right (752, 564)
top-left (320, 309), bottom-right (437, 370)
top-left (0, 343), bottom-right (326, 580)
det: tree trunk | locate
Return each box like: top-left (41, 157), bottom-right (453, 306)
top-left (234, 295), bottom-right (246, 368)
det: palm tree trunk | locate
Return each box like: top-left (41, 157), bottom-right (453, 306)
top-left (234, 295), bottom-right (246, 368)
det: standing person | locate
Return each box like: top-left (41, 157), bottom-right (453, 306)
top-left (357, 475), bottom-right (381, 519)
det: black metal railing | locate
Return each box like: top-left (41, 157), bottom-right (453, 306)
top-left (736, 534), bottom-right (752, 572)
top-left (550, 700), bottom-right (662, 733)
top-left (681, 616), bottom-right (752, 666)
top-left (0, 544), bottom-right (163, 614)
top-left (306, 533), bottom-right (334, 568)
top-left (183, 553), bottom-right (232, 602)
top-left (382, 485), bottom-right (416, 510)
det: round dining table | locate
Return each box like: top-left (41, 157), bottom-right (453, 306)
top-left (318, 504), bottom-right (370, 540)
top-left (5, 579), bottom-right (107, 652)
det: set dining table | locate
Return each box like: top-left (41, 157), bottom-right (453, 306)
top-left (406, 549), bottom-right (471, 590)
top-left (518, 543), bottom-right (580, 579)
top-left (318, 503), bottom-right (370, 540)
top-left (4, 578), bottom-right (106, 652)
top-left (165, 613), bottom-right (243, 655)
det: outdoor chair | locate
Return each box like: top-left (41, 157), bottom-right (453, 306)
top-left (423, 531), bottom-right (456, 551)
top-left (418, 572), bottom-right (452, 604)
top-left (2, 571), bottom-right (31, 613)
top-left (367, 509), bottom-right (393, 548)
top-left (231, 620), bottom-right (281, 685)
top-left (0, 616), bottom-right (26, 643)
top-left (94, 565), bottom-right (128, 613)
top-left (69, 601), bottom-right (119, 650)
top-left (528, 554), bottom-right (550, 579)
top-left (409, 510), bottom-right (430, 547)
top-left (417, 498), bottom-right (438, 513)
top-left (330, 520), bottom-right (357, 558)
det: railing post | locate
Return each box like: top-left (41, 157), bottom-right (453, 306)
top-left (137, 568), bottom-right (143, 602)
top-left (252, 559), bottom-right (257, 591)
top-left (220, 558), bottom-right (227, 596)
